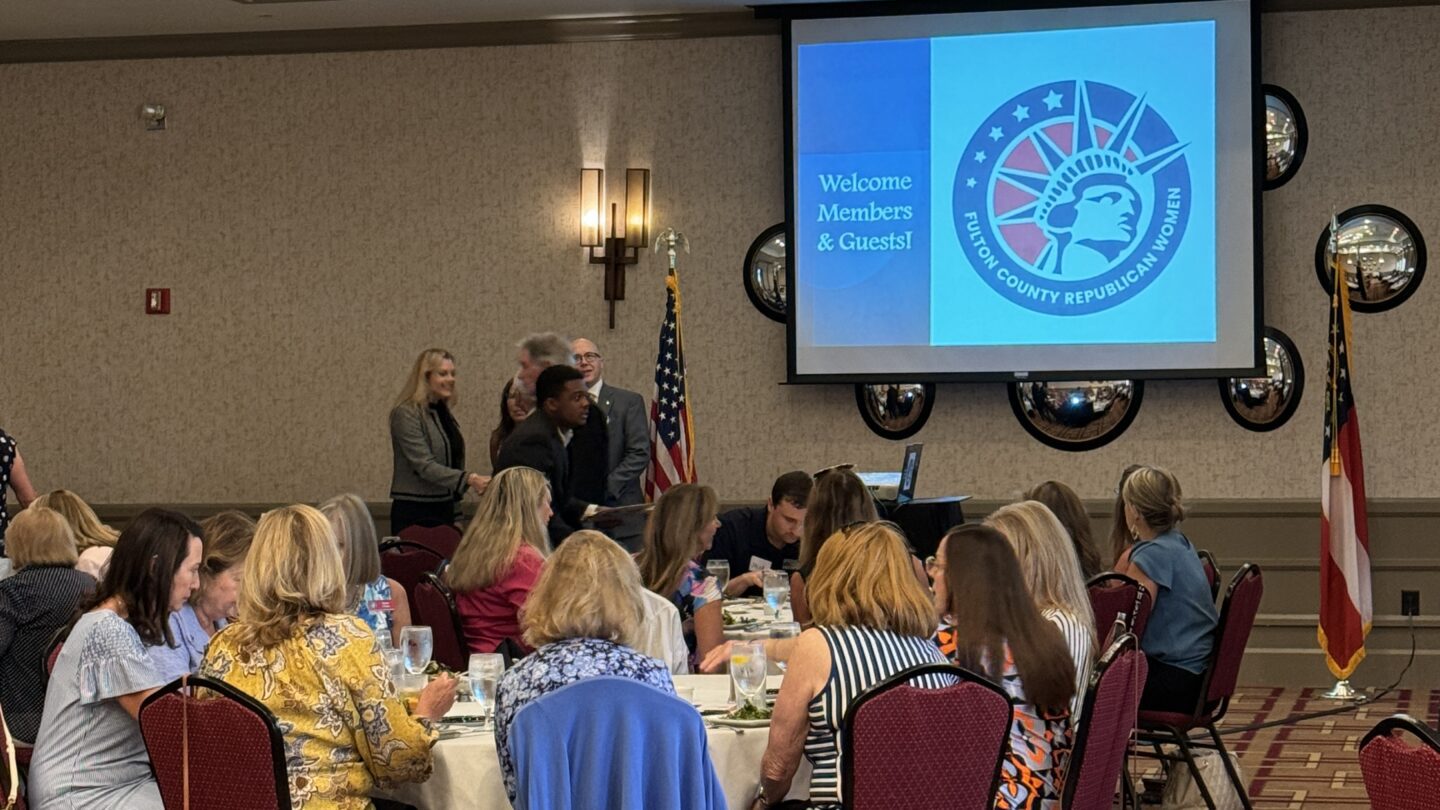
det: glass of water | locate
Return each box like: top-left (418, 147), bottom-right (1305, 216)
top-left (768, 622), bottom-right (801, 673)
top-left (469, 653), bottom-right (505, 727)
top-left (706, 559), bottom-right (731, 597)
top-left (762, 570), bottom-right (790, 620)
top-left (400, 626), bottom-right (433, 675)
top-left (730, 641), bottom-right (768, 710)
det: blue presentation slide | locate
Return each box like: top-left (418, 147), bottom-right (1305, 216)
top-left (796, 20), bottom-right (1217, 348)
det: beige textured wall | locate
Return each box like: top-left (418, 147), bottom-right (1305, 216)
top-left (2, 8), bottom-right (1439, 505)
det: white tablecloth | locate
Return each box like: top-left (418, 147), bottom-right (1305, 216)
top-left (383, 674), bottom-right (807, 810)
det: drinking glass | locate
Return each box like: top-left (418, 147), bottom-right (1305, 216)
top-left (706, 560), bottom-right (731, 597)
top-left (762, 570), bottom-right (790, 620)
top-left (400, 626), bottom-right (434, 675)
top-left (468, 653), bottom-right (505, 727)
top-left (768, 622), bottom-right (801, 673)
top-left (730, 641), bottom-right (768, 710)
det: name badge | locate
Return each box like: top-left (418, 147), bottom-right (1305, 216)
top-left (749, 556), bottom-right (773, 573)
top-left (369, 599), bottom-right (395, 612)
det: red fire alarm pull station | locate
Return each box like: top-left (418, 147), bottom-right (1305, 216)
top-left (146, 288), bottom-right (171, 315)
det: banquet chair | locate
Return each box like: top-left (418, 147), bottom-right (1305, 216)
top-left (1063, 632), bottom-right (1147, 810)
top-left (841, 662), bottom-right (1011, 810)
top-left (396, 524), bottom-right (462, 559)
top-left (1135, 564), bottom-right (1263, 810)
top-left (508, 676), bottom-right (725, 810)
top-left (139, 675), bottom-right (289, 810)
top-left (413, 571), bottom-right (470, 671)
top-left (1358, 713), bottom-right (1440, 810)
top-left (1087, 573), bottom-right (1152, 643)
top-left (1, 703), bottom-right (25, 810)
top-left (1196, 549), bottom-right (1221, 602)
top-left (379, 541), bottom-right (446, 621)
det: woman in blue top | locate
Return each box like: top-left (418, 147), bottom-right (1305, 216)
top-left (149, 511), bottom-right (254, 682)
top-left (1115, 466), bottom-right (1219, 713)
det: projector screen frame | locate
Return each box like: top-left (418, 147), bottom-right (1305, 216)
top-left (772, 0), bottom-right (1265, 384)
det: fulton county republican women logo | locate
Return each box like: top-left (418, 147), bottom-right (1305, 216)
top-left (952, 79), bottom-right (1191, 316)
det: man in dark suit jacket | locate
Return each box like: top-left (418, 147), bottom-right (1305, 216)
top-left (574, 337), bottom-right (650, 550)
top-left (495, 365), bottom-right (595, 545)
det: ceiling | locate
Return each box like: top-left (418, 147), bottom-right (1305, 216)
top-left (0, 0), bottom-right (801, 41)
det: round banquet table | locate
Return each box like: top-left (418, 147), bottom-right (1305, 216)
top-left (381, 674), bottom-right (809, 810)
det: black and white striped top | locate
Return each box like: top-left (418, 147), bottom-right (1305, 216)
top-left (804, 624), bottom-right (953, 806)
top-left (1044, 608), bottom-right (1094, 720)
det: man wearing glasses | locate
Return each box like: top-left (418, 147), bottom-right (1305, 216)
top-left (571, 337), bottom-right (649, 550)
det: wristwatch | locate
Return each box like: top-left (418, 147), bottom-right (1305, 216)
top-left (755, 785), bottom-right (770, 808)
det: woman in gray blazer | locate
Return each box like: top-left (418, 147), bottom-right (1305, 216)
top-left (389, 348), bottom-right (488, 534)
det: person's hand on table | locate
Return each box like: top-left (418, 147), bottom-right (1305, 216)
top-left (698, 640), bottom-right (737, 673)
top-left (415, 673), bottom-right (459, 721)
top-left (724, 570), bottom-right (762, 596)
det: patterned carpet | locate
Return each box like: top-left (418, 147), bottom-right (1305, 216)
top-left (1126, 685), bottom-right (1436, 808)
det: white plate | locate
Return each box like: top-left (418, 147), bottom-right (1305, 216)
top-left (707, 714), bottom-right (772, 728)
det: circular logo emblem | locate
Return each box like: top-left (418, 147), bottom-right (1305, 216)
top-left (953, 80), bottom-right (1191, 315)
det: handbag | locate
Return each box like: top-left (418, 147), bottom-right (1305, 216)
top-left (1159, 747), bottom-right (1246, 810)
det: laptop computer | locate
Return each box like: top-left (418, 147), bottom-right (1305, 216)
top-left (855, 442), bottom-right (924, 504)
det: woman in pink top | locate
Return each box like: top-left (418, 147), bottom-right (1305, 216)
top-left (447, 467), bottom-right (552, 654)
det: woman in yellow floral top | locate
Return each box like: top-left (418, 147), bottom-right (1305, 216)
top-left (201, 505), bottom-right (456, 809)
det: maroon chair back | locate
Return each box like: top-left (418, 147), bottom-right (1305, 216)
top-left (138, 676), bottom-right (289, 810)
top-left (1087, 573), bottom-right (1153, 643)
top-left (1203, 564), bottom-right (1263, 710)
top-left (397, 524), bottom-right (462, 559)
top-left (1359, 714), bottom-right (1440, 810)
top-left (413, 572), bottom-right (470, 671)
top-left (380, 541), bottom-right (446, 619)
top-left (842, 663), bottom-right (1011, 810)
top-left (1063, 633), bottom-right (1148, 809)
top-left (1197, 548), bottom-right (1221, 602)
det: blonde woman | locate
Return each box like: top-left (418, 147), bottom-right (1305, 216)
top-left (201, 505), bottom-right (455, 808)
top-left (321, 494), bottom-right (411, 646)
top-left (389, 348), bottom-right (489, 535)
top-left (636, 483), bottom-right (724, 665)
top-left (0, 507), bottom-right (93, 744)
top-left (1114, 465), bottom-right (1218, 713)
top-left (492, 531), bottom-right (680, 803)
top-left (757, 523), bottom-right (950, 809)
top-left (447, 467), bottom-right (552, 655)
top-left (986, 501), bottom-right (1096, 716)
top-left (32, 489), bottom-right (119, 580)
top-left (149, 511), bottom-right (256, 682)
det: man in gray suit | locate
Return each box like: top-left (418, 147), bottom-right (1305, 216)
top-left (574, 337), bottom-right (650, 549)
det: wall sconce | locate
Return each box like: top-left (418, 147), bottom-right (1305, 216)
top-left (140, 102), bottom-right (166, 131)
top-left (581, 167), bottom-right (650, 328)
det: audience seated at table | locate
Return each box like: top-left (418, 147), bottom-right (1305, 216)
top-left (493, 530), bottom-right (678, 804)
top-left (28, 509), bottom-right (203, 810)
top-left (148, 510), bottom-right (254, 682)
top-left (447, 466), bottom-right (552, 655)
top-left (758, 522), bottom-right (953, 809)
top-left (201, 505), bottom-right (455, 808)
top-left (935, 524), bottom-right (1081, 810)
top-left (0, 507), bottom-right (96, 745)
top-left (322, 493), bottom-right (411, 646)
top-left (636, 482), bottom-right (725, 666)
top-left (788, 468), bottom-right (878, 626)
top-left (31, 489), bottom-right (119, 581)
top-left (985, 500), bottom-right (1096, 713)
top-left (1113, 465), bottom-right (1218, 713)
top-left (702, 470), bottom-right (812, 598)
top-left (1106, 464), bottom-right (1144, 567)
top-left (1025, 480), bottom-right (1105, 580)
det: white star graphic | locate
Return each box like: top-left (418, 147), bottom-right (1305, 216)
top-left (989, 126), bottom-right (1004, 141)
top-left (974, 150), bottom-right (987, 163)
top-left (1043, 90), bottom-right (1063, 110)
top-left (965, 177), bottom-right (977, 189)
top-left (1012, 104), bottom-right (1030, 122)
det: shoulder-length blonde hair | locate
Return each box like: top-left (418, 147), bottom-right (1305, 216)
top-left (798, 469), bottom-right (877, 573)
top-left (319, 494), bottom-right (380, 606)
top-left (7, 507), bottom-right (79, 568)
top-left (523, 530), bottom-right (644, 649)
top-left (193, 511), bottom-right (256, 606)
top-left (637, 483), bottom-right (718, 596)
top-left (394, 348), bottom-right (457, 409)
top-left (31, 489), bottom-right (118, 551)
top-left (446, 467), bottom-right (551, 593)
top-left (986, 501), bottom-right (1096, 648)
top-left (230, 505), bottom-right (346, 649)
top-left (807, 522), bottom-right (936, 639)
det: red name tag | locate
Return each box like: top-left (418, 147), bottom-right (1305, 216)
top-left (369, 599), bottom-right (395, 612)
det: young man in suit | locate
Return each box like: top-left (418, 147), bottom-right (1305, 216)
top-left (572, 337), bottom-right (650, 550)
top-left (494, 365), bottom-right (596, 545)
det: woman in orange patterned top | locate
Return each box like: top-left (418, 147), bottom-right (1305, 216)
top-left (931, 524), bottom-right (1080, 810)
top-left (202, 505), bottom-right (457, 809)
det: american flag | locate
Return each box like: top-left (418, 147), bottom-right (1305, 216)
top-left (644, 266), bottom-right (696, 499)
top-left (1319, 236), bottom-right (1372, 681)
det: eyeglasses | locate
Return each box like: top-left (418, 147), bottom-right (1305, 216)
top-left (577, 352), bottom-right (603, 362)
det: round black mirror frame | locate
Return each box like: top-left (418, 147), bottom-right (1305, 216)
top-left (1313, 204), bottom-right (1428, 314)
top-left (1262, 84), bottom-right (1308, 191)
top-left (1217, 326), bottom-right (1305, 433)
top-left (854, 383), bottom-right (936, 441)
top-left (742, 223), bottom-right (787, 324)
top-left (1007, 380), bottom-right (1146, 452)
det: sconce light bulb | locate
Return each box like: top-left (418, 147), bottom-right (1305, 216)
top-left (582, 210), bottom-right (599, 229)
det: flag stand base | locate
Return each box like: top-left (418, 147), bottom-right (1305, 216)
top-left (1321, 679), bottom-right (1362, 701)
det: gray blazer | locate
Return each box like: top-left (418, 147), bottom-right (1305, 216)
top-left (389, 403), bottom-right (467, 502)
top-left (596, 382), bottom-right (649, 506)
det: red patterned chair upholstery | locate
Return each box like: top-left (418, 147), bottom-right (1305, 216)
top-left (1087, 572), bottom-right (1153, 645)
top-left (397, 523), bottom-right (462, 559)
top-left (380, 541), bottom-right (446, 621)
top-left (1064, 632), bottom-right (1147, 809)
top-left (413, 571), bottom-right (471, 671)
top-left (1359, 714), bottom-right (1440, 810)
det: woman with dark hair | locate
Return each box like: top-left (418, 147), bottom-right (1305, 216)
top-left (935, 524), bottom-right (1079, 810)
top-left (28, 508), bottom-right (203, 810)
top-left (789, 468), bottom-right (877, 626)
top-left (488, 377), bottom-right (535, 468)
top-left (1025, 480), bottom-right (1104, 580)
top-left (149, 511), bottom-right (255, 682)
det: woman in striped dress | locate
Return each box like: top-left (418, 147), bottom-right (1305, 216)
top-left (755, 522), bottom-right (951, 809)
